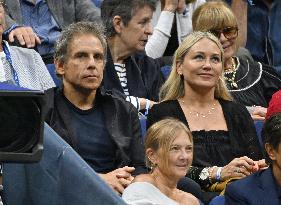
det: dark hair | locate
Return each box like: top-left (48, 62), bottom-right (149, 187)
top-left (101, 0), bottom-right (156, 37)
top-left (54, 21), bottom-right (107, 64)
top-left (262, 113), bottom-right (281, 162)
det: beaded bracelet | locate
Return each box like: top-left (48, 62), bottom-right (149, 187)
top-left (216, 167), bottom-right (223, 182)
top-left (208, 166), bottom-right (217, 183)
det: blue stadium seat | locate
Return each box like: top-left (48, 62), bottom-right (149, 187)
top-left (160, 65), bottom-right (172, 80)
top-left (92, 0), bottom-right (102, 7)
top-left (209, 195), bottom-right (225, 205)
top-left (139, 113), bottom-right (147, 139)
top-left (46, 64), bottom-right (61, 87)
top-left (254, 120), bottom-right (264, 149)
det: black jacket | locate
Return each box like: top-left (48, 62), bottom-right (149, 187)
top-left (44, 87), bottom-right (146, 175)
top-left (102, 50), bottom-right (164, 102)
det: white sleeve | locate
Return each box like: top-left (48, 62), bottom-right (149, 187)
top-left (145, 11), bottom-right (175, 59)
top-left (126, 96), bottom-right (140, 111)
top-left (176, 0), bottom-right (206, 43)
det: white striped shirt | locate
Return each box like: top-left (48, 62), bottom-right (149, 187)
top-left (114, 63), bottom-right (140, 110)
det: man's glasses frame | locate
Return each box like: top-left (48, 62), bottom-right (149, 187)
top-left (209, 26), bottom-right (238, 40)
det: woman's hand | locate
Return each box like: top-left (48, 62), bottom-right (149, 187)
top-left (220, 156), bottom-right (255, 181)
top-left (139, 98), bottom-right (157, 110)
top-left (162, 0), bottom-right (186, 14)
top-left (177, 0), bottom-right (187, 14)
top-left (162, 0), bottom-right (178, 12)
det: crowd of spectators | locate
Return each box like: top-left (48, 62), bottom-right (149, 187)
top-left (1, 0), bottom-right (281, 204)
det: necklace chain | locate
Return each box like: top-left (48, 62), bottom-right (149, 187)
top-left (181, 100), bottom-right (216, 118)
top-left (224, 57), bottom-right (238, 89)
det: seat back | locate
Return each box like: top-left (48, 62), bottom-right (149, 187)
top-left (46, 64), bottom-right (61, 87)
top-left (209, 196), bottom-right (225, 205)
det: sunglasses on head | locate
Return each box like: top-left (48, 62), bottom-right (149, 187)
top-left (209, 27), bottom-right (238, 40)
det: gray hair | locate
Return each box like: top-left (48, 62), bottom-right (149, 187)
top-left (101, 0), bottom-right (156, 37)
top-left (54, 21), bottom-right (107, 63)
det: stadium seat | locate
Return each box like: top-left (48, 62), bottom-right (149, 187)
top-left (209, 195), bottom-right (225, 205)
top-left (254, 120), bottom-right (264, 149)
top-left (46, 64), bottom-right (61, 87)
top-left (160, 65), bottom-right (172, 80)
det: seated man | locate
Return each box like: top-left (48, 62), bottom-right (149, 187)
top-left (3, 0), bottom-right (100, 64)
top-left (0, 1), bottom-right (55, 90)
top-left (225, 91), bottom-right (281, 205)
top-left (101, 0), bottom-right (164, 112)
top-left (44, 21), bottom-right (146, 194)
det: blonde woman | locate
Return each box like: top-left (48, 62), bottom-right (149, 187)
top-left (122, 118), bottom-right (199, 205)
top-left (147, 31), bottom-right (264, 193)
top-left (192, 1), bottom-right (281, 120)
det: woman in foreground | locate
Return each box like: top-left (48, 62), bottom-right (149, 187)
top-left (122, 118), bottom-right (199, 205)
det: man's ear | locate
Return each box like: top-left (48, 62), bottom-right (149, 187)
top-left (112, 15), bottom-right (123, 34)
top-left (54, 58), bottom-right (65, 76)
top-left (265, 143), bottom-right (277, 161)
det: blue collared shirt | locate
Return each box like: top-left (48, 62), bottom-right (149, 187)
top-left (20, 0), bottom-right (61, 56)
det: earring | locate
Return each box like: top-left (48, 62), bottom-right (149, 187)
top-left (148, 157), bottom-right (157, 170)
top-left (150, 162), bottom-right (157, 170)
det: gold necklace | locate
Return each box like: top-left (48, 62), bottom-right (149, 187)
top-left (181, 100), bottom-right (216, 118)
top-left (224, 57), bottom-right (238, 89)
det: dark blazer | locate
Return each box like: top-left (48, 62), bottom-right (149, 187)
top-left (5, 0), bottom-right (100, 29)
top-left (102, 50), bottom-right (164, 102)
top-left (225, 168), bottom-right (279, 205)
top-left (44, 87), bottom-right (146, 175)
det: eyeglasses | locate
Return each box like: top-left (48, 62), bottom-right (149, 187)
top-left (209, 27), bottom-right (238, 40)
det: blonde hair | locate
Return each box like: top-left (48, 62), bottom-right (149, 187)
top-left (144, 118), bottom-right (193, 171)
top-left (192, 0), bottom-right (238, 32)
top-left (159, 31), bottom-right (232, 101)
